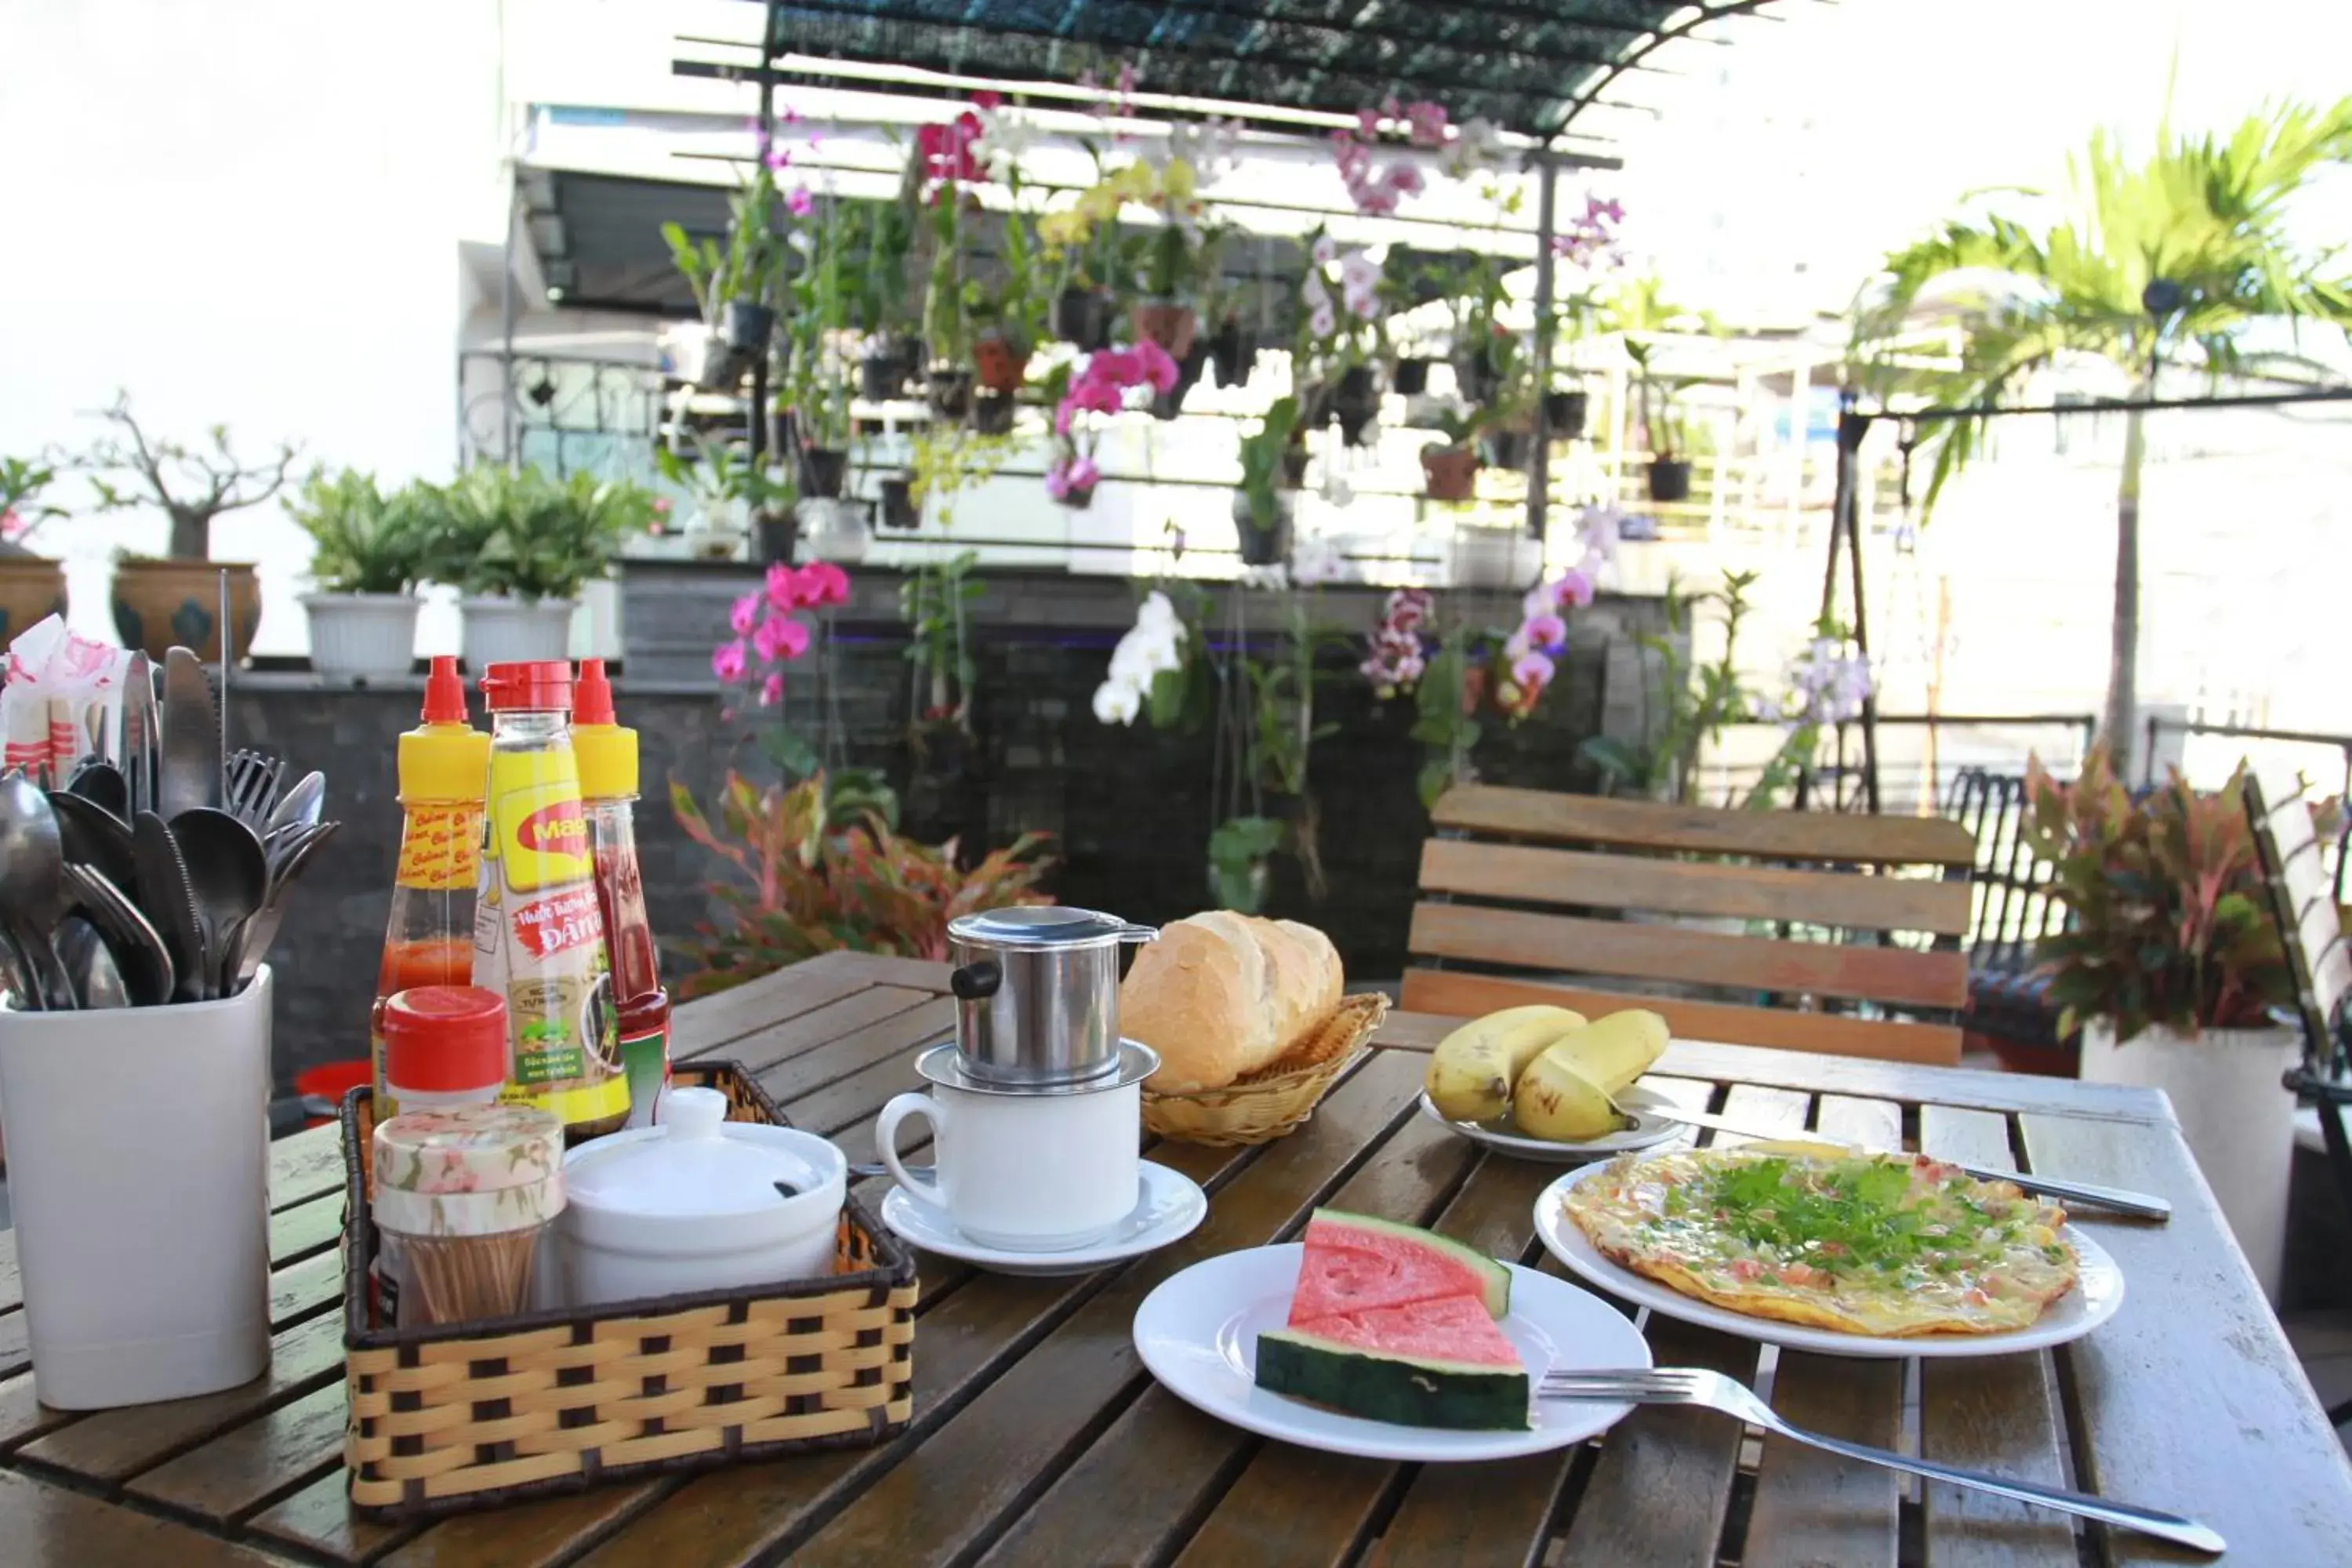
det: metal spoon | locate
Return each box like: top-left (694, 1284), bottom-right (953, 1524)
top-left (0, 923), bottom-right (42, 1011)
top-left (132, 810), bottom-right (208, 1004)
top-left (264, 771), bottom-right (325, 835)
top-left (63, 862), bottom-right (176, 1007)
top-left (169, 808), bottom-right (270, 1000)
top-left (66, 759), bottom-right (130, 821)
top-left (49, 789), bottom-right (139, 891)
top-left (233, 819), bottom-right (340, 988)
top-left (0, 773), bottom-right (76, 1009)
top-left (55, 916), bottom-right (129, 1009)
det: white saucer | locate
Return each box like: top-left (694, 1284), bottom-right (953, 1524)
top-left (1416, 1083), bottom-right (1691, 1163)
top-left (880, 1160), bottom-right (1208, 1276)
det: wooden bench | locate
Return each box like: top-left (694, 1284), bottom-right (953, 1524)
top-left (1403, 784), bottom-right (1977, 1064)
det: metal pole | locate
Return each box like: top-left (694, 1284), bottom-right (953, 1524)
top-left (1526, 152), bottom-right (1559, 541)
top-left (1831, 393), bottom-right (1882, 812)
top-left (1820, 387), bottom-right (1857, 626)
top-left (500, 182), bottom-right (518, 470)
top-left (747, 0), bottom-right (780, 468)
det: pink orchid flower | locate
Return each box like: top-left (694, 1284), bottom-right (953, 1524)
top-left (730, 592), bottom-right (761, 636)
top-left (712, 641), bottom-right (750, 682)
top-left (794, 561), bottom-right (850, 607)
top-left (786, 186), bottom-right (815, 217)
top-left (759, 673), bottom-right (785, 706)
top-left (753, 613), bottom-right (811, 663)
top-left (764, 561), bottom-right (801, 611)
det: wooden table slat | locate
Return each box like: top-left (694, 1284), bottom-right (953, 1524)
top-left (680, 983), bottom-right (937, 1078)
top-left (0, 1467), bottom-right (299, 1566)
top-left (2021, 1110), bottom-right (2352, 1566)
top-left (1915, 1105), bottom-right (2077, 1568)
top-left (665, 952), bottom-right (886, 1059)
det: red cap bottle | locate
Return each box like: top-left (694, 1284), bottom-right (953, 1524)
top-left (479, 660), bottom-right (575, 713)
top-left (382, 985), bottom-right (510, 1108)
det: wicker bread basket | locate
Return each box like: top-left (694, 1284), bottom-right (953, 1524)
top-left (1142, 992), bottom-right (1388, 1146)
top-left (339, 1061), bottom-right (916, 1519)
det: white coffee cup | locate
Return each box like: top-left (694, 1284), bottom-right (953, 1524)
top-left (877, 1074), bottom-right (1142, 1253)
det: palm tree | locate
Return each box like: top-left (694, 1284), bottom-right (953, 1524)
top-left (1852, 99), bottom-right (2352, 771)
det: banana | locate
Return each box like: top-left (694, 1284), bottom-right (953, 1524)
top-left (1511, 1045), bottom-right (1623, 1141)
top-left (1542, 1009), bottom-right (1670, 1096)
top-left (1424, 1005), bottom-right (1586, 1122)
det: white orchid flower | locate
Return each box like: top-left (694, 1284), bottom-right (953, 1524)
top-left (1093, 678), bottom-right (1143, 725)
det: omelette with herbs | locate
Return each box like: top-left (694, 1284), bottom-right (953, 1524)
top-left (1563, 1146), bottom-right (2080, 1336)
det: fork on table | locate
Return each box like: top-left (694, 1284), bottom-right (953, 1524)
top-left (1539, 1367), bottom-right (2223, 1556)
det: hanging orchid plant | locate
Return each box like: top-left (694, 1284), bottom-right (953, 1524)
top-left (713, 561), bottom-right (852, 710)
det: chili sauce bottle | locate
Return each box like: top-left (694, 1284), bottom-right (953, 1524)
top-left (572, 659), bottom-right (671, 1130)
top-left (474, 660), bottom-right (629, 1142)
top-left (370, 655), bottom-right (492, 1120)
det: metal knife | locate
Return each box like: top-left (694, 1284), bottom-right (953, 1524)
top-left (122, 652), bottom-right (156, 816)
top-left (132, 810), bottom-right (208, 1004)
top-left (159, 647), bottom-right (220, 819)
top-left (1649, 1105), bottom-right (2172, 1221)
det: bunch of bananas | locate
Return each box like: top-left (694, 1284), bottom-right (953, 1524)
top-left (1423, 1005), bottom-right (1670, 1141)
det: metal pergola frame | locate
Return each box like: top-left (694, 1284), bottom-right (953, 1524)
top-left (1822, 383), bottom-right (2352, 813)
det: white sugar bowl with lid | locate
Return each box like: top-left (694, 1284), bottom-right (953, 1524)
top-left (557, 1087), bottom-right (848, 1307)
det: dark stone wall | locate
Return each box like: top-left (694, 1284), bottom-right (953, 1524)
top-left (234, 565), bottom-right (1668, 1092)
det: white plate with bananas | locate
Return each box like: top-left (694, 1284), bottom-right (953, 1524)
top-left (1419, 1005), bottom-right (1686, 1163)
top-left (1416, 1084), bottom-right (1689, 1162)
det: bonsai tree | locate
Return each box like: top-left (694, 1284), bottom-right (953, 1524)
top-left (72, 393), bottom-right (300, 560)
top-left (1853, 96), bottom-right (2352, 771)
top-left (284, 468), bottom-right (423, 594)
top-left (0, 457), bottom-right (67, 557)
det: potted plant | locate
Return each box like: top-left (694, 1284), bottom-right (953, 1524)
top-left (657, 438), bottom-right (798, 564)
top-left (1232, 395), bottom-right (1304, 567)
top-left (965, 198), bottom-right (1048, 397)
top-left (848, 201), bottom-right (921, 400)
top-left (71, 394), bottom-right (299, 661)
top-left (285, 466), bottom-right (425, 680)
top-left (1419, 406), bottom-right (1485, 503)
top-left (661, 167), bottom-right (786, 391)
top-left (423, 463), bottom-right (657, 668)
top-left (1295, 233), bottom-right (1387, 446)
top-left (1627, 341), bottom-right (1693, 502)
top-left (2024, 749), bottom-right (2299, 1294)
top-left (780, 199), bottom-right (855, 501)
top-left (877, 471), bottom-right (920, 531)
top-left (0, 457), bottom-right (71, 643)
top-left (1205, 313), bottom-right (1254, 390)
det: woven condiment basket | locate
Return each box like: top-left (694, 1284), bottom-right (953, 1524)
top-left (1141, 992), bottom-right (1389, 1146)
top-left (339, 1062), bottom-right (916, 1519)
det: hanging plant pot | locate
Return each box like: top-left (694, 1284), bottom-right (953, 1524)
top-left (1329, 365), bottom-right (1380, 447)
top-left (1480, 429), bottom-right (1532, 473)
top-left (1207, 320), bottom-right (1252, 388)
top-left (1647, 457), bottom-right (1693, 503)
top-left (1150, 344), bottom-right (1209, 421)
top-left (878, 475), bottom-right (920, 531)
top-left (1131, 297), bottom-right (1199, 359)
top-left (1056, 481), bottom-right (1097, 510)
top-left (1229, 488), bottom-right (1294, 568)
top-left (1280, 444), bottom-right (1311, 489)
top-left (1455, 346), bottom-right (1503, 405)
top-left (969, 390), bottom-right (1016, 436)
top-left (927, 367), bottom-right (975, 422)
top-left (1542, 390), bottom-right (1589, 440)
top-left (1392, 357), bottom-right (1432, 397)
top-left (696, 335), bottom-right (750, 392)
top-left (972, 330), bottom-right (1032, 394)
top-left (753, 507), bottom-right (799, 567)
top-left (724, 299), bottom-right (776, 354)
top-left (858, 336), bottom-right (920, 401)
top-left (1420, 444), bottom-right (1481, 503)
top-left (796, 446), bottom-right (848, 499)
top-left (1052, 286), bottom-right (1116, 350)
top-left (770, 405), bottom-right (797, 459)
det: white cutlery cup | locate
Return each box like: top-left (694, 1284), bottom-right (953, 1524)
top-left (876, 1079), bottom-right (1139, 1252)
top-left (0, 968), bottom-right (274, 1408)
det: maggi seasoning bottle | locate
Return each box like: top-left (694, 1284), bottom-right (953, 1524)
top-left (370, 655), bottom-right (492, 1120)
top-left (572, 659), bottom-right (671, 1129)
top-left (473, 660), bottom-right (629, 1142)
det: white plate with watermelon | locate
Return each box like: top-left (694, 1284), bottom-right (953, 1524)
top-left (1134, 1211), bottom-right (1652, 1462)
top-left (1533, 1163), bottom-right (2128, 1359)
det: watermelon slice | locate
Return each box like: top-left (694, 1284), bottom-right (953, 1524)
top-left (1287, 1209), bottom-right (1511, 1323)
top-left (1257, 1294), bottom-right (1530, 1430)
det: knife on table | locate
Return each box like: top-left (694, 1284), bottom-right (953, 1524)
top-left (1649, 1104), bottom-right (2172, 1221)
top-left (159, 646), bottom-right (220, 819)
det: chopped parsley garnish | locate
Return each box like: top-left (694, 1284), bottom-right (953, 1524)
top-left (1693, 1156), bottom-right (2004, 1278)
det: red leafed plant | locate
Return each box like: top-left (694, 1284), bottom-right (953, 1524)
top-left (2022, 746), bottom-right (2292, 1044)
top-left (670, 769), bottom-right (1052, 999)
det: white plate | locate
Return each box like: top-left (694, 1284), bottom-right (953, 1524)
top-left (880, 1160), bottom-right (1207, 1276)
top-left (1532, 1162), bottom-right (2127, 1359)
top-left (1133, 1243), bottom-right (1652, 1461)
top-left (1416, 1083), bottom-right (1691, 1163)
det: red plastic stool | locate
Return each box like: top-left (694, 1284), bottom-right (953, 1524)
top-left (296, 1062), bottom-right (373, 1127)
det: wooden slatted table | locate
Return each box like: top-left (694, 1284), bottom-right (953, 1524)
top-left (3, 949), bottom-right (2349, 1566)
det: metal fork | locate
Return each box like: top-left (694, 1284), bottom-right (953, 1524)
top-left (1539, 1368), bottom-right (2223, 1555)
top-left (225, 750), bottom-right (282, 830)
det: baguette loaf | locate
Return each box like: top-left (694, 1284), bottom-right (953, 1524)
top-left (1121, 913), bottom-right (1343, 1091)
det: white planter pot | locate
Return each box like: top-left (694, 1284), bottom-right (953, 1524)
top-left (300, 592), bottom-right (419, 681)
top-left (799, 497), bottom-right (871, 564)
top-left (1449, 524), bottom-right (1543, 590)
top-left (460, 597), bottom-right (577, 670)
top-left (2079, 1018), bottom-right (2299, 1299)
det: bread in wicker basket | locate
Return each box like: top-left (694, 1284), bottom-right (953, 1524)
top-left (1141, 992), bottom-right (1388, 1146)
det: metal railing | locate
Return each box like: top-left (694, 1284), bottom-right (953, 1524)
top-left (1693, 712), bottom-right (2099, 818)
top-left (2145, 714), bottom-right (2352, 802)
